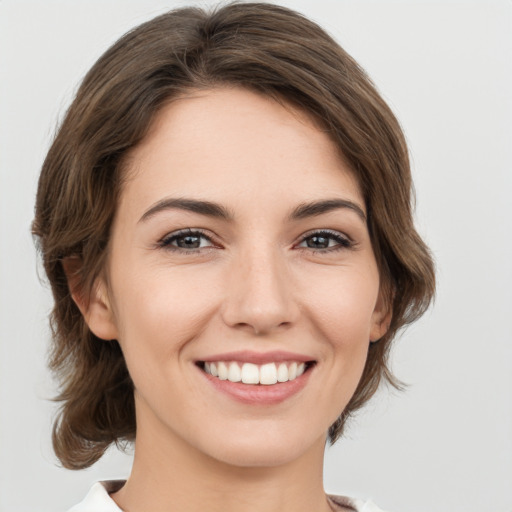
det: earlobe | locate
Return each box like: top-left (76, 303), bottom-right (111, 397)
top-left (370, 290), bottom-right (392, 343)
top-left (370, 315), bottom-right (390, 342)
top-left (62, 256), bottom-right (118, 341)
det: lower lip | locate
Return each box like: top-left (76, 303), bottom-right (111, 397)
top-left (199, 366), bottom-right (313, 405)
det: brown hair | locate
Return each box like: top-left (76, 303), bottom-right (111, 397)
top-left (33, 2), bottom-right (435, 469)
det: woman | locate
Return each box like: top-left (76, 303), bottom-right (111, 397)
top-left (32, 3), bottom-right (435, 511)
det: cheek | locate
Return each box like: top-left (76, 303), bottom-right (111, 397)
top-left (297, 263), bottom-right (379, 410)
top-left (297, 263), bottom-right (380, 346)
top-left (110, 265), bottom-right (221, 362)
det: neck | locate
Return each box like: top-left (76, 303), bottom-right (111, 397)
top-left (111, 403), bottom-right (334, 512)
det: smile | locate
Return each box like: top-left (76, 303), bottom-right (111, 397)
top-left (201, 361), bottom-right (312, 385)
top-left (196, 351), bottom-right (316, 404)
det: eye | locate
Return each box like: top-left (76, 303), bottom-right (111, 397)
top-left (158, 229), bottom-right (216, 252)
top-left (296, 230), bottom-right (353, 252)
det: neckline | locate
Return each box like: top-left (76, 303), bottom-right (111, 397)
top-left (96, 480), bottom-right (362, 512)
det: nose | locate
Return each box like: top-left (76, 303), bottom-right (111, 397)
top-left (221, 245), bottom-right (299, 336)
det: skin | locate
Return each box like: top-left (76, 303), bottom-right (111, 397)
top-left (75, 87), bottom-right (390, 512)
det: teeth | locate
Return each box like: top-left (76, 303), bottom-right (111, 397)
top-left (260, 363), bottom-right (278, 385)
top-left (277, 363), bottom-right (288, 382)
top-left (202, 360), bottom-right (310, 385)
top-left (241, 363), bottom-right (260, 384)
top-left (228, 362), bottom-right (241, 382)
top-left (288, 362), bottom-right (297, 380)
top-left (217, 361), bottom-right (228, 380)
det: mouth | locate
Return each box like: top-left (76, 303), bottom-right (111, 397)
top-left (196, 360), bottom-right (316, 386)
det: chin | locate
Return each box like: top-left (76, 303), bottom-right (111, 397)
top-left (195, 426), bottom-right (326, 469)
top-left (209, 445), bottom-right (304, 469)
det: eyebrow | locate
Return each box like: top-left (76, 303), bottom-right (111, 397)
top-left (288, 198), bottom-right (366, 223)
top-left (138, 197), bottom-right (366, 223)
top-left (139, 197), bottom-right (234, 223)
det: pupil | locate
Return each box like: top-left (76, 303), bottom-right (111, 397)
top-left (178, 235), bottom-right (200, 248)
top-left (308, 236), bottom-right (328, 248)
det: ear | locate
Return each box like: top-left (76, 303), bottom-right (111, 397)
top-left (369, 287), bottom-right (392, 343)
top-left (62, 256), bottom-right (118, 341)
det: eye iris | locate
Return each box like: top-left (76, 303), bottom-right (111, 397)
top-left (177, 235), bottom-right (201, 248)
top-left (307, 235), bottom-right (330, 249)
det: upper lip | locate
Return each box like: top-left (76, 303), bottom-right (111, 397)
top-left (197, 350), bottom-right (315, 365)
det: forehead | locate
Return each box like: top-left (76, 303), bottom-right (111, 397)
top-left (120, 87), bottom-right (364, 218)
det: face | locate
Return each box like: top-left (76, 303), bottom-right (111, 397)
top-left (86, 87), bottom-right (389, 468)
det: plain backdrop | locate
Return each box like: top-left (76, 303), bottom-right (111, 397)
top-left (1, 1), bottom-right (511, 511)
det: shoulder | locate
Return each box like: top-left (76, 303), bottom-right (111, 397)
top-left (328, 493), bottom-right (390, 512)
top-left (66, 481), bottom-right (125, 512)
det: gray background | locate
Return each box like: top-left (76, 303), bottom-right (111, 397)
top-left (1, 1), bottom-right (511, 511)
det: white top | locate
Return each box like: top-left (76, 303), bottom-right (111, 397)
top-left (67, 481), bottom-right (388, 512)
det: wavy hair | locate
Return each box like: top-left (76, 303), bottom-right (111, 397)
top-left (33, 2), bottom-right (435, 469)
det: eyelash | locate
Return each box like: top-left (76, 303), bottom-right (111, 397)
top-left (157, 228), bottom-right (354, 254)
top-left (296, 229), bottom-right (354, 253)
top-left (158, 228), bottom-right (216, 254)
